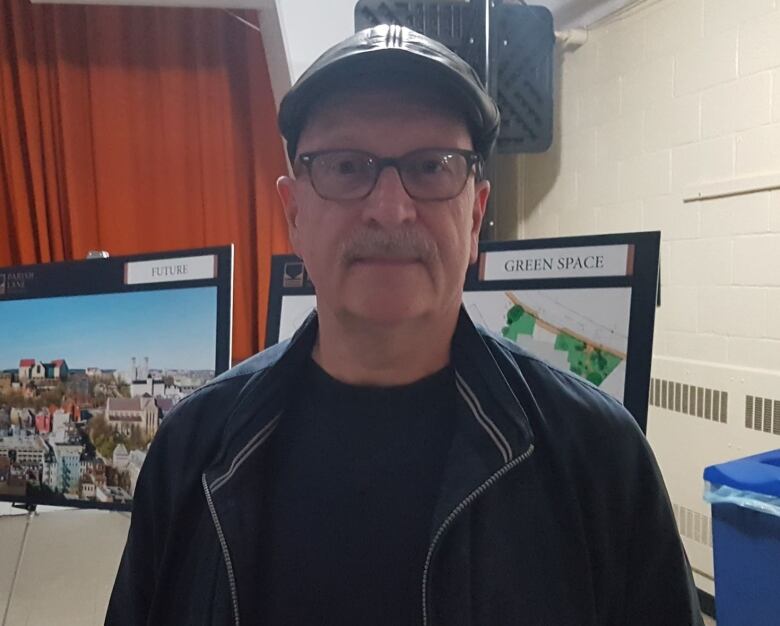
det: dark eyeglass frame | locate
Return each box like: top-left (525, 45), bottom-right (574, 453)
top-left (295, 148), bottom-right (484, 201)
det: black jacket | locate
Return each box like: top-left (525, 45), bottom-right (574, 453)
top-left (107, 310), bottom-right (703, 626)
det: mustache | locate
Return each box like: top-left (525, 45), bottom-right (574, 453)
top-left (339, 229), bottom-right (437, 264)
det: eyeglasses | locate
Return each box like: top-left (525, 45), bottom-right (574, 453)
top-left (295, 148), bottom-right (483, 201)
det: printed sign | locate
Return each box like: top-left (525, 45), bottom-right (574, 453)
top-left (480, 244), bottom-right (633, 281)
top-left (125, 255), bottom-right (217, 285)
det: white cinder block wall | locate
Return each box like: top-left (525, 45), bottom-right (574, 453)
top-left (517, 0), bottom-right (780, 594)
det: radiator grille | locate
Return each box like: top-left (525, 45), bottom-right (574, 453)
top-left (673, 503), bottom-right (713, 547)
top-left (745, 395), bottom-right (780, 435)
top-left (650, 378), bottom-right (728, 423)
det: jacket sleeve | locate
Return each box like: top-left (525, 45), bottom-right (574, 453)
top-left (500, 342), bottom-right (704, 625)
top-left (103, 376), bottom-right (246, 625)
top-left (554, 370), bottom-right (705, 626)
top-left (104, 390), bottom-right (198, 626)
top-left (104, 437), bottom-right (164, 625)
top-left (621, 429), bottom-right (704, 626)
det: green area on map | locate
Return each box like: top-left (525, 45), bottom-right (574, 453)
top-left (554, 332), bottom-right (622, 386)
top-left (502, 305), bottom-right (536, 341)
top-left (502, 305), bottom-right (623, 387)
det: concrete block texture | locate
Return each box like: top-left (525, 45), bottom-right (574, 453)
top-left (642, 195), bottom-right (700, 240)
top-left (701, 73), bottom-right (772, 139)
top-left (643, 93), bottom-right (701, 152)
top-left (738, 8), bottom-right (780, 76)
top-left (670, 239), bottom-right (732, 286)
top-left (773, 69), bottom-right (780, 122)
top-left (670, 137), bottom-right (734, 192)
top-left (728, 336), bottom-right (780, 371)
top-left (766, 289), bottom-right (780, 339)
top-left (619, 150), bottom-right (671, 201)
top-left (674, 28), bottom-right (738, 96)
top-left (699, 192), bottom-right (770, 237)
top-left (643, 0), bottom-right (703, 60)
top-left (698, 286), bottom-right (767, 337)
top-left (771, 191), bottom-right (780, 231)
top-left (733, 234), bottom-right (780, 286)
top-left (702, 0), bottom-right (775, 37)
top-left (621, 56), bottom-right (675, 113)
top-left (736, 123), bottom-right (780, 175)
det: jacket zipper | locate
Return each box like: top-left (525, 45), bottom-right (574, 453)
top-left (202, 473), bottom-right (241, 626)
top-left (421, 443), bottom-right (535, 626)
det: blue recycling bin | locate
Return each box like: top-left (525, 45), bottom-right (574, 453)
top-left (703, 449), bottom-right (780, 626)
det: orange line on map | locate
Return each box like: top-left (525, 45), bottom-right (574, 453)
top-left (506, 292), bottom-right (627, 360)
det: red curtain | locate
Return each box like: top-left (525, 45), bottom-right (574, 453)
top-left (0, 0), bottom-right (291, 361)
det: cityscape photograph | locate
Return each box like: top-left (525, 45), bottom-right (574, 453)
top-left (0, 287), bottom-right (218, 508)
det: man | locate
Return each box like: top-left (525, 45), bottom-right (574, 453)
top-left (107, 25), bottom-right (702, 625)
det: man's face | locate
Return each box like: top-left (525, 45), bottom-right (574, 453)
top-left (277, 88), bottom-right (490, 326)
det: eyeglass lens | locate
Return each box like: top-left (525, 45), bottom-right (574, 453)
top-left (307, 150), bottom-right (472, 200)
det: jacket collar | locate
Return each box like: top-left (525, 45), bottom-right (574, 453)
top-left (203, 311), bottom-right (318, 494)
top-left (203, 307), bottom-right (536, 504)
top-left (428, 308), bottom-right (536, 528)
top-left (451, 307), bottom-right (535, 462)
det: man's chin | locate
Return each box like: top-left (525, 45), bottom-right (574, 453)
top-left (336, 269), bottom-right (438, 324)
top-left (341, 296), bottom-right (433, 326)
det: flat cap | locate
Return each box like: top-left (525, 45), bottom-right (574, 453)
top-left (278, 24), bottom-right (500, 162)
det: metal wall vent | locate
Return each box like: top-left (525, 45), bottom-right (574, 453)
top-left (672, 502), bottom-right (713, 547)
top-left (649, 378), bottom-right (728, 423)
top-left (492, 3), bottom-right (555, 153)
top-left (745, 395), bottom-right (780, 436)
top-left (354, 1), bottom-right (555, 153)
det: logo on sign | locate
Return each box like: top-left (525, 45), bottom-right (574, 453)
top-left (0, 271), bottom-right (34, 295)
top-left (283, 262), bottom-right (306, 288)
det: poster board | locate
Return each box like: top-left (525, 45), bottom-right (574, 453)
top-left (0, 246), bottom-right (233, 511)
top-left (265, 232), bottom-right (659, 430)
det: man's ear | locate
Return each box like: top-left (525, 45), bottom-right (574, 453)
top-left (469, 179), bottom-right (490, 264)
top-left (277, 176), bottom-right (301, 251)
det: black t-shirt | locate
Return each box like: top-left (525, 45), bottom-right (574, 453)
top-left (258, 358), bottom-right (456, 625)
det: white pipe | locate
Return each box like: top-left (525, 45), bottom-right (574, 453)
top-left (555, 28), bottom-right (588, 50)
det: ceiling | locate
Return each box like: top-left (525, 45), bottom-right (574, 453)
top-left (30, 1), bottom-right (636, 29)
top-left (541, 0), bottom-right (635, 29)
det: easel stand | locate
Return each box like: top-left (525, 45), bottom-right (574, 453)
top-left (1, 503), bottom-right (37, 626)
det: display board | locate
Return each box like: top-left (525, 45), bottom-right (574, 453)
top-left (266, 232), bottom-right (659, 430)
top-left (0, 246), bottom-right (233, 511)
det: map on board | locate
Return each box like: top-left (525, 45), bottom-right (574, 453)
top-left (462, 288), bottom-right (631, 402)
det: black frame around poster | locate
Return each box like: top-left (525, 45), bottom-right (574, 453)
top-left (467, 232), bottom-right (660, 431)
top-left (266, 232), bottom-right (660, 431)
top-left (0, 245), bottom-right (233, 511)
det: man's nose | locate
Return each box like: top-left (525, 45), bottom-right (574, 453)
top-left (361, 165), bottom-right (418, 227)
